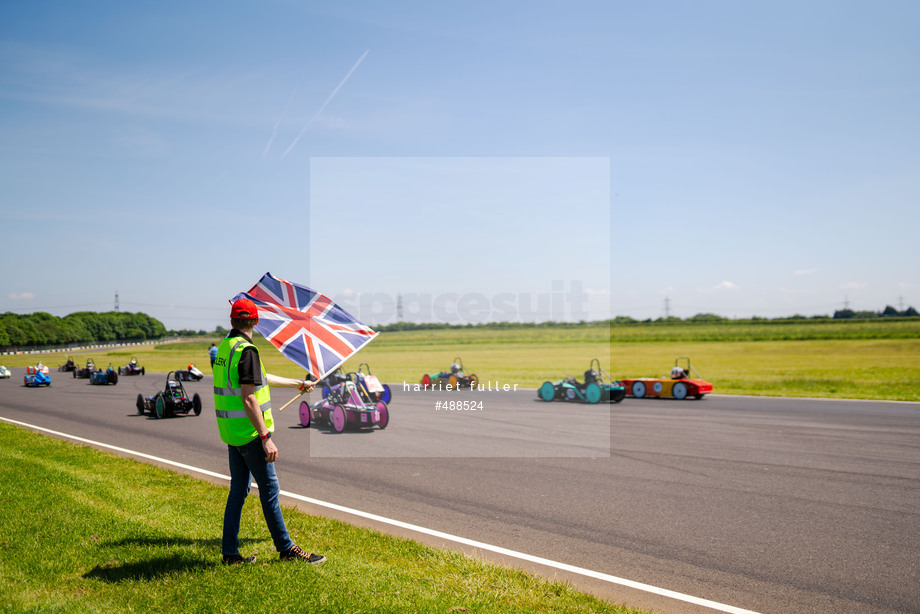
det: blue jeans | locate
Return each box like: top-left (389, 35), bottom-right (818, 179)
top-left (222, 437), bottom-right (295, 555)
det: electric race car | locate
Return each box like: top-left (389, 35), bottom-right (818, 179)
top-left (174, 364), bottom-right (204, 381)
top-left (320, 363), bottom-right (391, 404)
top-left (89, 364), bottom-right (118, 386)
top-left (73, 359), bottom-right (97, 379)
top-left (301, 373), bottom-right (389, 433)
top-left (317, 362), bottom-right (393, 403)
top-left (0, 365), bottom-right (11, 379)
top-left (620, 357), bottom-right (713, 400)
top-left (538, 358), bottom-right (626, 404)
top-left (118, 357), bottom-right (145, 376)
top-left (357, 363), bottom-right (392, 403)
top-left (136, 371), bottom-right (202, 419)
top-left (58, 356), bottom-right (77, 372)
top-left (23, 364), bottom-right (51, 387)
top-left (420, 357), bottom-right (478, 390)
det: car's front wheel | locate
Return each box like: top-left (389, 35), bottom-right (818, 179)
top-left (672, 382), bottom-right (688, 400)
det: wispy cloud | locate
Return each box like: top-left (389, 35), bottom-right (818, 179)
top-left (840, 281), bottom-right (867, 290)
top-left (794, 268), bottom-right (817, 276)
top-left (282, 50), bottom-right (370, 159)
top-left (712, 281), bottom-right (738, 291)
top-left (8, 292), bottom-right (35, 300)
top-left (262, 68), bottom-right (308, 158)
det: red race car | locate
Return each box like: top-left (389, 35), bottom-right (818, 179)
top-left (620, 357), bottom-right (713, 400)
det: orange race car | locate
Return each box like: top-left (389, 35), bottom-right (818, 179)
top-left (620, 357), bottom-right (713, 400)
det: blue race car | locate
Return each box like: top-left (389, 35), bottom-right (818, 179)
top-left (89, 364), bottom-right (119, 385)
top-left (23, 365), bottom-right (51, 387)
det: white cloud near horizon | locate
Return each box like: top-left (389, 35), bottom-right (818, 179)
top-left (8, 292), bottom-right (35, 300)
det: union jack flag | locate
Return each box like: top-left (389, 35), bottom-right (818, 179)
top-left (231, 272), bottom-right (378, 380)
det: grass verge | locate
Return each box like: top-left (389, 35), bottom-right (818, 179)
top-left (0, 422), bottom-right (642, 614)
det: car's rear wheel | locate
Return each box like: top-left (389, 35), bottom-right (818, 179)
top-left (192, 393), bottom-right (202, 416)
top-left (585, 382), bottom-right (602, 404)
top-left (110, 372), bottom-right (118, 385)
top-left (331, 405), bottom-right (347, 433)
top-left (632, 381), bottom-right (646, 398)
top-left (469, 374), bottom-right (478, 389)
top-left (299, 401), bottom-right (311, 427)
top-left (672, 382), bottom-right (688, 400)
top-left (448, 374), bottom-right (459, 389)
top-left (539, 382), bottom-right (555, 401)
top-left (154, 394), bottom-right (166, 419)
top-left (380, 383), bottom-right (392, 404)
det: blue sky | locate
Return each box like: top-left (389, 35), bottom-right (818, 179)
top-left (1, 1), bottom-right (918, 329)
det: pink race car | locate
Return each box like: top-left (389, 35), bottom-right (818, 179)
top-left (300, 374), bottom-right (389, 433)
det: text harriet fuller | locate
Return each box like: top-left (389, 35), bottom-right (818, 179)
top-left (403, 381), bottom-right (519, 392)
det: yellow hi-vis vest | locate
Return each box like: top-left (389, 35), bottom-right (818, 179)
top-left (213, 335), bottom-right (273, 446)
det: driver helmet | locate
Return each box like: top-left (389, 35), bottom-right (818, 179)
top-left (671, 366), bottom-right (685, 379)
top-left (451, 363), bottom-right (461, 373)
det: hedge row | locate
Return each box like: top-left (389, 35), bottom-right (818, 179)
top-left (0, 311), bottom-right (167, 350)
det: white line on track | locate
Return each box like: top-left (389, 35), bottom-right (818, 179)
top-left (2, 416), bottom-right (761, 614)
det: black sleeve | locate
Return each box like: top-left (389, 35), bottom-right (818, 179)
top-left (237, 346), bottom-right (263, 386)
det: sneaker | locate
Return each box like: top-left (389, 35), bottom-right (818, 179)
top-left (222, 553), bottom-right (257, 565)
top-left (280, 544), bottom-right (326, 564)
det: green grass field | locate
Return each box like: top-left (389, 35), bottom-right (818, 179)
top-left (0, 422), bottom-right (642, 614)
top-left (4, 319), bottom-right (919, 401)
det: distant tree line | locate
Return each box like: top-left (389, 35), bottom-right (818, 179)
top-left (371, 305), bottom-right (919, 331)
top-left (0, 311), bottom-right (167, 350)
top-left (832, 305), bottom-right (919, 319)
top-left (611, 305), bottom-right (919, 324)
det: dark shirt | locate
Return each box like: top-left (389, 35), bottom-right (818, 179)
top-left (228, 329), bottom-right (263, 387)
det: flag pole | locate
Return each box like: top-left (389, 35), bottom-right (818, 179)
top-left (278, 392), bottom-right (306, 412)
top-left (277, 376), bottom-right (318, 412)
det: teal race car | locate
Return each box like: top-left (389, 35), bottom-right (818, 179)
top-left (89, 364), bottom-right (119, 386)
top-left (538, 358), bottom-right (626, 404)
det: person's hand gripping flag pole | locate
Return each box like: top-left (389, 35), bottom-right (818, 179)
top-left (232, 272), bottom-right (379, 411)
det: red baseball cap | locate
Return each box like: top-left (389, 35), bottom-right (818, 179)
top-left (230, 298), bottom-right (259, 320)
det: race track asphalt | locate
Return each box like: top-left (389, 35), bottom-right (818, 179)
top-left (2, 368), bottom-right (918, 614)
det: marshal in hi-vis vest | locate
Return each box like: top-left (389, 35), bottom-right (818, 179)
top-left (213, 335), bottom-right (273, 446)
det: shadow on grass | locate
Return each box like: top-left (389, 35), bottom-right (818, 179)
top-left (84, 536), bottom-right (272, 582)
top-left (84, 554), bottom-right (214, 583)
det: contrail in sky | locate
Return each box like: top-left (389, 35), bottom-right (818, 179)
top-left (281, 49), bottom-right (369, 159)
top-left (263, 67), bottom-right (308, 158)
